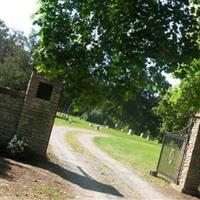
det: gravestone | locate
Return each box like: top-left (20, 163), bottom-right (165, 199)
top-left (96, 125), bottom-right (100, 130)
top-left (128, 129), bottom-right (132, 135)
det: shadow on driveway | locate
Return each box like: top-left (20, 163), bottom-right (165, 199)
top-left (33, 159), bottom-right (124, 197)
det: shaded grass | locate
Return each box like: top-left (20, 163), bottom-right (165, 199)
top-left (36, 186), bottom-right (65, 200)
top-left (54, 114), bottom-right (95, 130)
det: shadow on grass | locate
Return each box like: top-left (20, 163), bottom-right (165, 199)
top-left (32, 159), bottom-right (124, 197)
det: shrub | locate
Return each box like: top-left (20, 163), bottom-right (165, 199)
top-left (7, 134), bottom-right (32, 158)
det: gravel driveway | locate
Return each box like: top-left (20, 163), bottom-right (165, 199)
top-left (49, 126), bottom-right (172, 200)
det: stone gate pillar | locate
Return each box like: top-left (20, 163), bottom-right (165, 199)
top-left (177, 113), bottom-right (200, 196)
top-left (16, 72), bottom-right (62, 156)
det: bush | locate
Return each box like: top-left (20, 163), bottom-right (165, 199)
top-left (7, 134), bottom-right (32, 158)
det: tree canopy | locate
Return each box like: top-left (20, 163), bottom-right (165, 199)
top-left (34, 0), bottom-right (199, 136)
top-left (156, 3), bottom-right (200, 132)
top-left (34, 0), bottom-right (198, 100)
top-left (156, 59), bottom-right (200, 132)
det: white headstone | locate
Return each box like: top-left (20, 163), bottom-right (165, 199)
top-left (128, 129), bottom-right (132, 135)
top-left (89, 123), bottom-right (92, 127)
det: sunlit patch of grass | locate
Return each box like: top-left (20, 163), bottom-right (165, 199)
top-left (36, 186), bottom-right (65, 200)
top-left (65, 131), bottom-right (94, 157)
top-left (94, 136), bottom-right (160, 175)
top-left (0, 183), bottom-right (8, 195)
top-left (93, 136), bottom-right (168, 186)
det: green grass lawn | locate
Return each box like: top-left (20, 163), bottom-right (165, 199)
top-left (54, 113), bottom-right (162, 181)
top-left (94, 136), bottom-right (160, 175)
top-left (55, 113), bottom-right (159, 143)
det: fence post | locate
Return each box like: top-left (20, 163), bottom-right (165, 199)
top-left (156, 133), bottom-right (166, 172)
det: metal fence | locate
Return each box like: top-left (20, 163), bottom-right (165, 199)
top-left (157, 132), bottom-right (189, 183)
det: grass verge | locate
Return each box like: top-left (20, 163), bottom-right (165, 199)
top-left (65, 131), bottom-right (94, 157)
top-left (36, 186), bottom-right (66, 200)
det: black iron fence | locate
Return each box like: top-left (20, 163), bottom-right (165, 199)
top-left (157, 133), bottom-right (188, 183)
top-left (156, 122), bottom-right (193, 183)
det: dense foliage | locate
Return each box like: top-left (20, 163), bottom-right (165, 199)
top-left (156, 59), bottom-right (200, 132)
top-left (156, 3), bottom-right (200, 132)
top-left (34, 1), bottom-right (199, 136)
top-left (0, 20), bottom-right (34, 90)
top-left (7, 134), bottom-right (32, 158)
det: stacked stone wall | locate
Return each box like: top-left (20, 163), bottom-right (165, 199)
top-left (0, 72), bottom-right (62, 156)
top-left (0, 87), bottom-right (24, 145)
top-left (17, 73), bottom-right (62, 155)
top-left (178, 116), bottom-right (200, 196)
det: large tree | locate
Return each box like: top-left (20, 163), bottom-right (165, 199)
top-left (156, 59), bottom-right (200, 132)
top-left (34, 0), bottom-right (199, 136)
top-left (34, 0), bottom-right (198, 100)
top-left (156, 3), bottom-right (200, 132)
top-left (0, 20), bottom-right (34, 90)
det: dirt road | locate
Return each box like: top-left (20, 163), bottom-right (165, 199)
top-left (49, 126), bottom-right (174, 200)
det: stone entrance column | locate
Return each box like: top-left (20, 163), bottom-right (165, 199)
top-left (177, 114), bottom-right (200, 196)
top-left (16, 72), bottom-right (62, 156)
